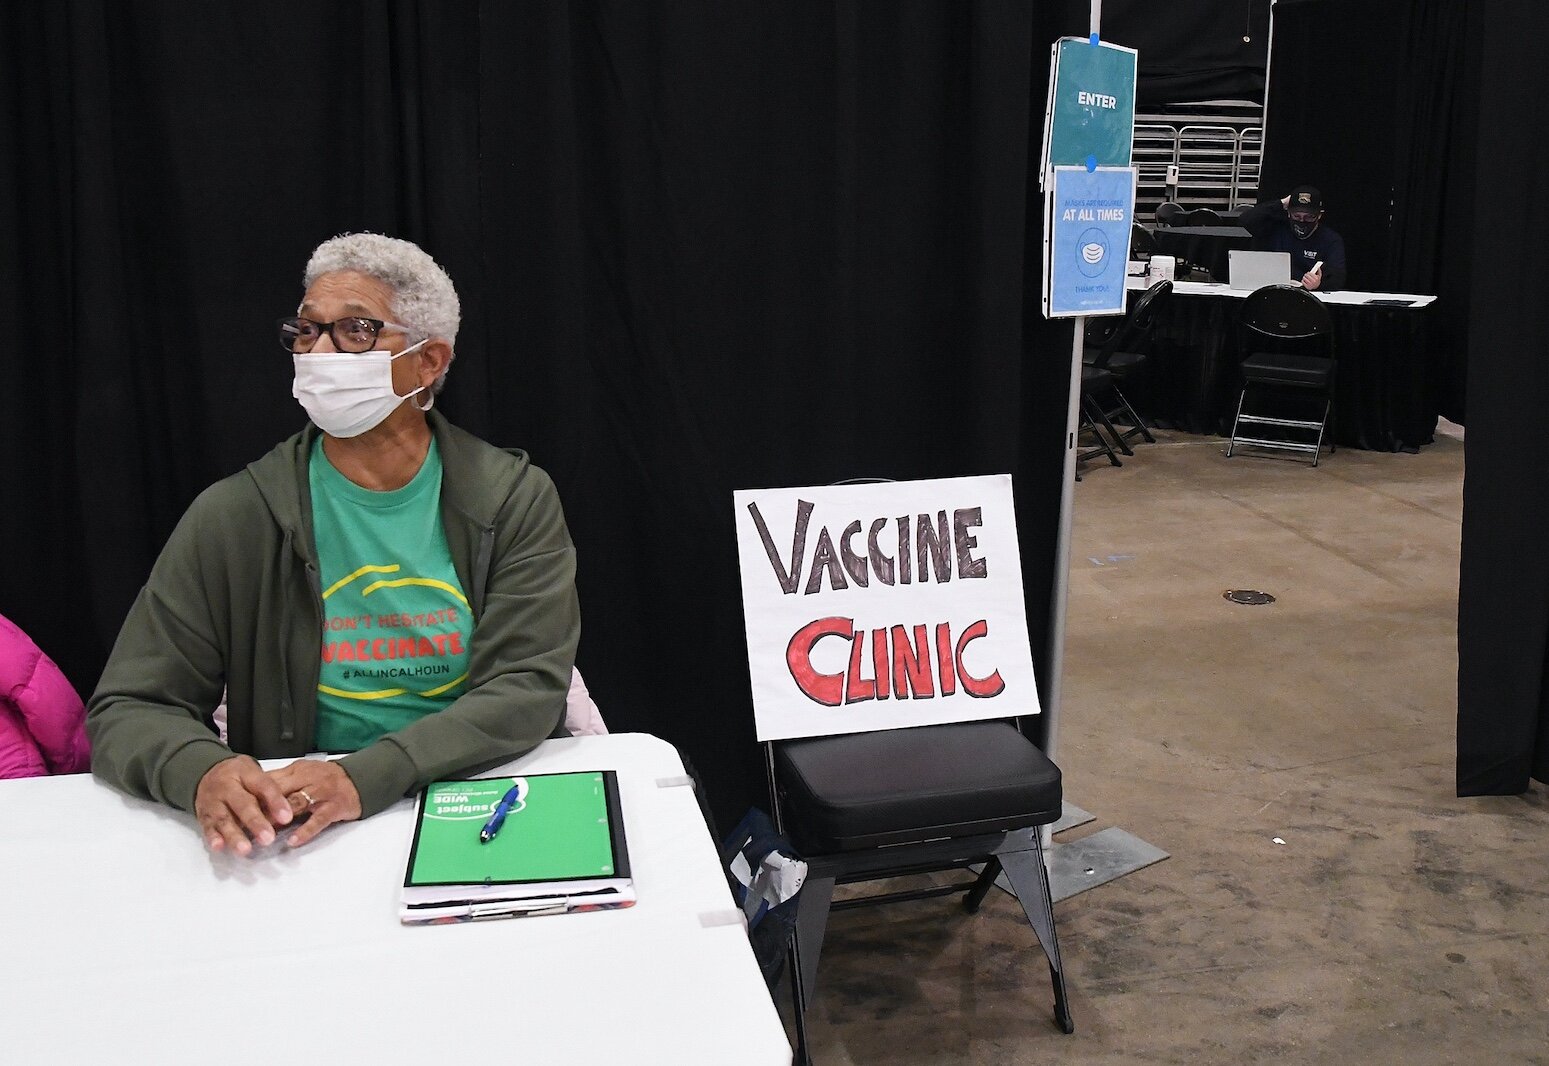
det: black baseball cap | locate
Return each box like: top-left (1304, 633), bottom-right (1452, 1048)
top-left (1288, 186), bottom-right (1324, 214)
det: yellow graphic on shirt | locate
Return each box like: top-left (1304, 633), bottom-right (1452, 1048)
top-left (359, 576), bottom-right (469, 606)
top-left (319, 563), bottom-right (469, 700)
top-left (322, 564), bottom-right (402, 601)
top-left (316, 675), bottom-right (472, 701)
top-left (417, 673), bottom-right (469, 698)
top-left (318, 682), bottom-right (409, 700)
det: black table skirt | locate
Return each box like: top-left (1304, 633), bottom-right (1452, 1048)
top-left (1123, 291), bottom-right (1440, 452)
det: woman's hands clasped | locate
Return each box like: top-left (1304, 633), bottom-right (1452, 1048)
top-left (194, 755), bottom-right (361, 855)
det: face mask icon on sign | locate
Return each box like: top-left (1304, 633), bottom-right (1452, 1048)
top-left (1076, 230), bottom-right (1110, 278)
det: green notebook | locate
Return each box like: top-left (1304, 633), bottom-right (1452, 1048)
top-left (400, 770), bottom-right (634, 924)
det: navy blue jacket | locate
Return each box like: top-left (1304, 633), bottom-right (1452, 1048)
top-left (1240, 200), bottom-right (1347, 290)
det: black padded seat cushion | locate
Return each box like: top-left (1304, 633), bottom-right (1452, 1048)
top-left (1241, 351), bottom-right (1332, 388)
top-left (1082, 351), bottom-right (1145, 375)
top-left (1081, 364), bottom-right (1114, 389)
top-left (1103, 351), bottom-right (1146, 375)
top-left (774, 721), bottom-right (1062, 853)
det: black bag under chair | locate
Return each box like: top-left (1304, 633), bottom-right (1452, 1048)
top-left (721, 808), bottom-right (809, 990)
top-left (767, 719), bottom-right (1073, 1062)
top-left (1227, 284), bottom-right (1336, 465)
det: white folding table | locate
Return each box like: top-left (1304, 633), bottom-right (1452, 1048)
top-left (0, 733), bottom-right (791, 1066)
top-left (1126, 274), bottom-right (1437, 307)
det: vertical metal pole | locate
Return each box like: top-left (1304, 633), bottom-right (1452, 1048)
top-left (1261, 0), bottom-right (1278, 177)
top-left (1038, 2), bottom-right (1168, 892)
top-left (1042, 0), bottom-right (1103, 851)
top-left (1046, 2), bottom-right (1105, 759)
top-left (1044, 321), bottom-right (1083, 767)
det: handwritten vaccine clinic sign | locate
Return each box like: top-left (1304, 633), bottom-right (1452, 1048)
top-left (734, 476), bottom-right (1039, 742)
top-left (1046, 165), bottom-right (1135, 318)
top-left (1042, 36), bottom-right (1138, 180)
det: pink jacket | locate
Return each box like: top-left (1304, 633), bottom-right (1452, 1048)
top-left (0, 613), bottom-right (90, 779)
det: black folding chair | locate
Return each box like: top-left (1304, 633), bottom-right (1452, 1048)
top-left (1226, 284), bottom-right (1336, 465)
top-left (1130, 223), bottom-right (1156, 260)
top-left (751, 480), bottom-right (1074, 1063)
top-left (770, 723), bottom-right (1071, 1062)
top-left (1078, 360), bottom-right (1129, 471)
top-left (1083, 280), bottom-right (1173, 450)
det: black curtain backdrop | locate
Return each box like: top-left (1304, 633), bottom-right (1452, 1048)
top-left (1263, 0), bottom-right (1549, 792)
top-left (1260, 1), bottom-right (1396, 295)
top-left (1261, 0), bottom-right (1472, 439)
top-left (1104, 0), bottom-right (1270, 106)
top-left (1, 1), bottom-right (1088, 828)
top-left (1384, 0), bottom-right (1476, 426)
top-left (1456, 1), bottom-right (1549, 795)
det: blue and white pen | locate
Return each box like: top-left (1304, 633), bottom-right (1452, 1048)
top-left (479, 781), bottom-right (523, 844)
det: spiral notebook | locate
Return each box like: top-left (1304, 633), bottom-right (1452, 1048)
top-left (400, 770), bottom-right (634, 924)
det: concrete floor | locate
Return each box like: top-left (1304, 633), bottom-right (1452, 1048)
top-left (792, 426), bottom-right (1549, 1064)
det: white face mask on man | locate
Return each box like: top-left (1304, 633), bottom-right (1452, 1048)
top-left (292, 338), bottom-right (432, 438)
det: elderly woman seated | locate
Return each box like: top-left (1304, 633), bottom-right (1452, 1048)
top-left (88, 234), bottom-right (580, 854)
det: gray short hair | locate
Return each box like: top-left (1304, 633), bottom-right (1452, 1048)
top-left (303, 233), bottom-right (461, 393)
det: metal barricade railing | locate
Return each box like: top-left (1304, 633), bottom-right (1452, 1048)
top-left (1176, 125), bottom-right (1239, 212)
top-left (1133, 124), bottom-right (1179, 222)
top-left (1235, 128), bottom-right (1264, 207)
top-left (1132, 118), bottom-right (1264, 220)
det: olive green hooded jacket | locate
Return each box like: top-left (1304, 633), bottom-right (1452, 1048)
top-left (87, 412), bottom-right (579, 818)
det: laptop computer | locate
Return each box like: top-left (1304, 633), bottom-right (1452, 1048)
top-left (1228, 250), bottom-right (1292, 291)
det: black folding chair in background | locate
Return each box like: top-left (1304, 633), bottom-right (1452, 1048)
top-left (1077, 318), bottom-right (1127, 476)
top-left (1082, 279), bottom-right (1173, 452)
top-left (1227, 284), bottom-right (1337, 465)
top-left (1079, 357), bottom-right (1129, 472)
top-left (1130, 223), bottom-right (1156, 261)
top-left (1154, 200), bottom-right (1186, 227)
top-left (1076, 385), bottom-right (1124, 481)
top-left (1185, 207), bottom-right (1223, 226)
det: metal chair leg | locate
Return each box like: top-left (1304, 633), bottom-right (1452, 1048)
top-left (788, 932), bottom-right (812, 1064)
top-left (1091, 394), bottom-right (1134, 456)
top-left (787, 873), bottom-right (836, 1062)
top-left (1110, 385), bottom-right (1156, 444)
top-left (1226, 384), bottom-right (1249, 457)
top-left (962, 858), bottom-right (1001, 913)
top-left (1078, 402), bottom-right (1122, 469)
top-left (1311, 397), bottom-right (1331, 467)
top-left (999, 836), bottom-right (1075, 1034)
top-left (792, 875), bottom-right (836, 1014)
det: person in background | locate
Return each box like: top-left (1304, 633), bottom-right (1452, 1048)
top-left (88, 233), bottom-right (580, 854)
top-left (1240, 185), bottom-right (1347, 291)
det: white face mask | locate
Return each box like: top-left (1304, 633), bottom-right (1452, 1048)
top-left (292, 339), bottom-right (431, 438)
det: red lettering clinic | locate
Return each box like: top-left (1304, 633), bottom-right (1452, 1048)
top-left (785, 617), bottom-right (1005, 707)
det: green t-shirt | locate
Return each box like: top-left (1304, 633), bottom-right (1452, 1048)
top-left (308, 437), bottom-right (474, 752)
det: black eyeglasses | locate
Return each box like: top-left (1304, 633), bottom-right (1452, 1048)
top-left (277, 316), bottom-right (418, 354)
